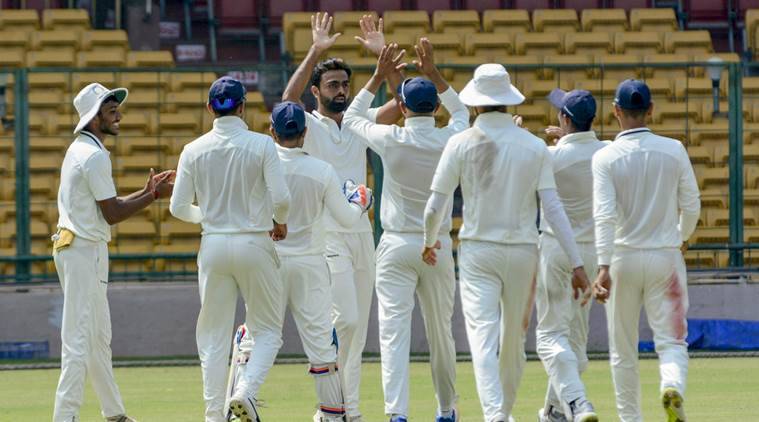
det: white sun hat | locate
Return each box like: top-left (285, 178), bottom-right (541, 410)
top-left (458, 63), bottom-right (525, 107)
top-left (73, 82), bottom-right (128, 134)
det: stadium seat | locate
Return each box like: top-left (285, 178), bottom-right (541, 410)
top-left (581, 9), bottom-right (628, 33)
top-left (687, 145), bottom-right (713, 165)
top-left (30, 30), bottom-right (80, 55)
top-left (0, 32), bottom-right (30, 56)
top-left (117, 153), bottom-right (162, 174)
top-left (596, 54), bottom-right (642, 80)
top-left (28, 114), bottom-right (46, 136)
top-left (70, 72), bottom-right (116, 92)
top-left (514, 33), bottom-right (562, 56)
top-left (464, 33), bottom-right (513, 60)
top-left (482, 9), bottom-right (531, 35)
top-left (117, 112), bottom-right (152, 136)
top-left (433, 11), bottom-right (481, 36)
top-left (665, 31), bottom-right (713, 55)
top-left (747, 9), bottom-right (759, 54)
top-left (654, 101), bottom-right (702, 125)
top-left (77, 51), bottom-right (126, 68)
top-left (422, 33), bottom-right (462, 60)
top-left (532, 9), bottom-right (579, 33)
top-left (674, 78), bottom-right (713, 103)
top-left (170, 72), bottom-right (217, 92)
top-left (564, 32), bottom-right (613, 57)
top-left (0, 50), bottom-right (25, 68)
top-left (127, 51), bottom-right (175, 68)
top-left (690, 53), bottom-right (739, 81)
top-left (121, 90), bottom-right (162, 115)
top-left (692, 227), bottom-right (730, 243)
top-left (692, 121), bottom-right (729, 146)
top-left (282, 12), bottom-right (313, 55)
top-left (493, 55), bottom-right (542, 86)
top-left (574, 78), bottom-right (617, 100)
top-left (334, 11), bottom-right (377, 38)
top-left (28, 73), bottom-right (70, 93)
top-left (543, 55), bottom-right (594, 85)
top-left (119, 72), bottom-right (170, 92)
top-left (630, 8), bottom-right (677, 33)
top-left (80, 30), bottom-right (129, 55)
top-left (26, 50), bottom-right (75, 67)
top-left (514, 103), bottom-right (551, 132)
top-left (614, 32), bottom-right (662, 57)
top-left (29, 154), bottom-right (60, 173)
top-left (29, 91), bottom-right (65, 113)
top-left (695, 166), bottom-right (729, 190)
top-left (643, 54), bottom-right (690, 79)
top-left (29, 137), bottom-right (67, 153)
top-left (157, 113), bottom-right (200, 136)
top-left (519, 80), bottom-right (561, 102)
top-left (165, 91), bottom-right (208, 114)
top-left (0, 9), bottom-right (40, 33)
top-left (153, 242), bottom-right (199, 272)
top-left (48, 115), bottom-right (77, 136)
top-left (161, 220), bottom-right (201, 244)
top-left (115, 136), bottom-right (169, 156)
top-left (645, 78), bottom-right (673, 99)
top-left (383, 11), bottom-right (430, 37)
top-left (42, 8), bottom-right (90, 32)
top-left (384, 32), bottom-right (416, 55)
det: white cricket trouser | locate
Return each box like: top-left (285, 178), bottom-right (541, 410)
top-left (536, 234), bottom-right (596, 416)
top-left (375, 232), bottom-right (457, 417)
top-left (326, 231), bottom-right (375, 418)
top-left (196, 233), bottom-right (285, 422)
top-left (459, 240), bottom-right (538, 422)
top-left (53, 237), bottom-right (125, 422)
top-left (607, 247), bottom-right (689, 422)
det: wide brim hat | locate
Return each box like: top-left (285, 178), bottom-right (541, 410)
top-left (73, 83), bottom-right (128, 134)
top-left (459, 63), bottom-right (525, 107)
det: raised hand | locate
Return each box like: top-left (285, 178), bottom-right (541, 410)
top-left (412, 37), bottom-right (437, 77)
top-left (355, 14), bottom-right (385, 57)
top-left (375, 43), bottom-right (407, 79)
top-left (311, 12), bottom-right (341, 53)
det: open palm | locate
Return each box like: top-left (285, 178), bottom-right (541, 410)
top-left (312, 12), bottom-right (340, 51)
top-left (355, 15), bottom-right (385, 57)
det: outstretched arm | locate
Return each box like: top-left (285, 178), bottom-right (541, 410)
top-left (282, 12), bottom-right (341, 102)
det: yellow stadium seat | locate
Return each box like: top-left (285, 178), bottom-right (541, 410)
top-left (433, 10), bottom-right (480, 35)
top-left (581, 9), bottom-right (627, 33)
top-left (165, 91), bottom-right (207, 114)
top-left (519, 80), bottom-right (561, 102)
top-left (643, 54), bottom-right (690, 79)
top-left (0, 51), bottom-right (25, 68)
top-left (115, 136), bottom-right (168, 156)
top-left (0, 9), bottom-right (39, 33)
top-left (686, 144), bottom-right (713, 165)
top-left (30, 30), bottom-right (79, 54)
top-left (596, 54), bottom-right (642, 80)
top-left (564, 32), bottom-right (613, 57)
top-left (328, 35), bottom-right (365, 61)
top-left (282, 12), bottom-right (313, 55)
top-left (117, 112), bottom-right (152, 136)
top-left (29, 154), bottom-right (60, 173)
top-left (161, 220), bottom-right (201, 243)
top-left (482, 9), bottom-right (530, 34)
top-left (246, 91), bottom-right (266, 111)
top-left (645, 78), bottom-right (673, 99)
top-left (665, 31), bottom-right (713, 55)
top-left (42, 8), bottom-right (90, 32)
top-left (157, 113), bottom-right (200, 135)
top-left (119, 72), bottom-right (170, 92)
top-left (170, 72), bottom-right (218, 92)
top-left (26, 50), bottom-right (75, 67)
top-left (80, 30), bottom-right (128, 55)
top-left (121, 90), bottom-right (162, 114)
top-left (421, 33), bottom-right (462, 60)
top-left (70, 72), bottom-right (117, 92)
top-left (0, 32), bottom-right (29, 55)
top-left (653, 101), bottom-right (701, 125)
top-left (383, 11), bottom-right (430, 37)
top-left (117, 154), bottom-right (162, 174)
top-left (514, 103), bottom-right (551, 132)
top-left (690, 53), bottom-right (739, 82)
top-left (464, 33), bottom-right (512, 60)
top-left (674, 78), bottom-right (712, 102)
top-left (334, 11), bottom-right (377, 38)
top-left (614, 32), bottom-right (662, 57)
top-left (48, 115), bottom-right (78, 136)
top-left (692, 121), bottom-right (729, 146)
top-left (29, 137), bottom-right (67, 153)
top-left (77, 51), bottom-right (126, 68)
top-left (28, 73), bottom-right (70, 92)
top-left (695, 166), bottom-right (729, 190)
top-left (691, 227), bottom-right (729, 243)
top-left (291, 28), bottom-right (316, 60)
top-left (630, 8), bottom-right (677, 32)
top-left (127, 51), bottom-right (175, 68)
top-left (491, 55), bottom-right (542, 86)
top-left (28, 113), bottom-right (46, 136)
top-left (748, 9), bottom-right (759, 54)
top-left (515, 33), bottom-right (562, 56)
top-left (532, 9), bottom-right (579, 33)
top-left (385, 32), bottom-right (416, 54)
top-left (29, 91), bottom-right (64, 113)
top-left (543, 55), bottom-right (594, 85)
top-left (573, 79), bottom-right (617, 100)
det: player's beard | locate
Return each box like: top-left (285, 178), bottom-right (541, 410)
top-left (320, 94), bottom-right (350, 113)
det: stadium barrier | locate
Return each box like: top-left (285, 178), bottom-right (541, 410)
top-left (0, 60), bottom-right (749, 282)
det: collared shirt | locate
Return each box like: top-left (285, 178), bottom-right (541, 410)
top-left (541, 131), bottom-right (610, 243)
top-left (431, 112), bottom-right (556, 245)
top-left (592, 127), bottom-right (701, 265)
top-left (302, 107), bottom-right (379, 233)
top-left (170, 116), bottom-right (290, 234)
top-left (274, 145), bottom-right (362, 256)
top-left (343, 87), bottom-right (469, 233)
top-left (57, 130), bottom-right (117, 242)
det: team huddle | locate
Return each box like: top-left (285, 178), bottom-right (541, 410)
top-left (51, 11), bottom-right (700, 422)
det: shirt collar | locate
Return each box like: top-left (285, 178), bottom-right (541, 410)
top-left (556, 131), bottom-right (598, 146)
top-left (212, 116), bottom-right (248, 133)
top-left (473, 111), bottom-right (515, 130)
top-left (615, 127), bottom-right (651, 140)
top-left (78, 130), bottom-right (106, 151)
top-left (275, 144), bottom-right (307, 157)
top-left (311, 110), bottom-right (344, 144)
top-left (404, 116), bottom-right (436, 129)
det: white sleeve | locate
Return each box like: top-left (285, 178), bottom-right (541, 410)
top-left (343, 88), bottom-right (396, 156)
top-left (592, 152), bottom-right (616, 266)
top-left (677, 145), bottom-right (701, 241)
top-left (323, 167), bottom-right (362, 228)
top-left (423, 191), bottom-right (451, 247)
top-left (438, 87), bottom-right (470, 133)
top-left (262, 139), bottom-right (291, 224)
top-left (83, 152), bottom-right (117, 201)
top-left (539, 188), bottom-right (583, 268)
top-left (169, 150), bottom-right (203, 223)
top-left (430, 137), bottom-right (461, 196)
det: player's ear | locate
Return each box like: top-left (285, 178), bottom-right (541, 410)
top-left (310, 85), bottom-right (320, 99)
top-left (206, 102), bottom-right (215, 116)
top-left (399, 101), bottom-right (408, 116)
top-left (646, 102), bottom-right (654, 119)
top-left (269, 126), bottom-right (278, 142)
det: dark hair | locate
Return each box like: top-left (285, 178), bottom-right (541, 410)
top-left (277, 129), bottom-right (306, 143)
top-left (310, 58), bottom-right (352, 88)
top-left (561, 111), bottom-right (593, 132)
top-left (213, 101), bottom-right (244, 117)
top-left (478, 105), bottom-right (508, 113)
top-left (619, 106), bottom-right (649, 120)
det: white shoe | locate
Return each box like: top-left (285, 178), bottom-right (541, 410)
top-left (538, 406), bottom-right (568, 422)
top-left (662, 387), bottom-right (686, 422)
top-left (106, 416), bottom-right (137, 422)
top-left (313, 410), bottom-right (347, 422)
top-left (229, 391), bottom-right (261, 422)
top-left (569, 398), bottom-right (598, 422)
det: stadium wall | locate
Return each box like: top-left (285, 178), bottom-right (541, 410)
top-left (1, 281), bottom-right (758, 359)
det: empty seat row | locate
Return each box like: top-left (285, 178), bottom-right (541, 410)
top-left (0, 8), bottom-right (90, 33)
top-left (0, 50), bottom-right (175, 69)
top-left (0, 30), bottom-right (128, 55)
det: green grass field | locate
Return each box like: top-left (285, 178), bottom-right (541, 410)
top-left (1, 358), bottom-right (757, 421)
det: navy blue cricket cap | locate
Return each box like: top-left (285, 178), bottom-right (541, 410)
top-left (548, 88), bottom-right (596, 126)
top-left (397, 77), bottom-right (438, 113)
top-left (208, 76), bottom-right (246, 112)
top-left (614, 79), bottom-right (651, 111)
top-left (271, 101), bottom-right (306, 138)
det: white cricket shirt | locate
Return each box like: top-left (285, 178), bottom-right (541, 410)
top-left (170, 116), bottom-right (290, 234)
top-left (431, 112), bottom-right (556, 245)
top-left (274, 145), bottom-right (362, 256)
top-left (541, 131), bottom-right (610, 243)
top-left (343, 87), bottom-right (469, 234)
top-left (592, 128), bottom-right (701, 266)
top-left (57, 130), bottom-right (117, 242)
top-left (302, 107), bottom-right (378, 233)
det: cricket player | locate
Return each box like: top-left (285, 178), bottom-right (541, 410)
top-left (423, 64), bottom-right (591, 422)
top-left (592, 80), bottom-right (700, 422)
top-left (535, 89), bottom-right (609, 422)
top-left (343, 40), bottom-right (468, 422)
top-left (53, 82), bottom-right (174, 422)
top-left (169, 76), bottom-right (291, 422)
top-left (281, 13), bottom-right (403, 420)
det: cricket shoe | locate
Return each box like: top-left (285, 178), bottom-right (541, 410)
top-left (106, 416), bottom-right (138, 422)
top-left (313, 410), bottom-right (347, 422)
top-left (662, 387), bottom-right (686, 422)
top-left (568, 398), bottom-right (598, 422)
top-left (436, 408), bottom-right (459, 422)
top-left (389, 416), bottom-right (408, 422)
top-left (538, 405), bottom-right (568, 422)
top-left (229, 391), bottom-right (261, 422)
